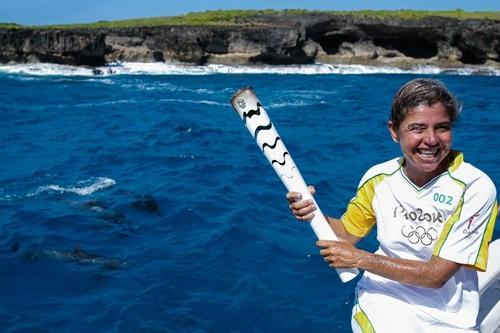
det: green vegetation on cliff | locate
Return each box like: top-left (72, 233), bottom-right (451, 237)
top-left (1, 9), bottom-right (499, 30)
top-left (0, 23), bottom-right (22, 29)
top-left (340, 9), bottom-right (500, 20)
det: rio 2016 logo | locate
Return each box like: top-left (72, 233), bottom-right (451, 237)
top-left (393, 204), bottom-right (444, 224)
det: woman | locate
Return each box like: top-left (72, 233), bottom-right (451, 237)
top-left (287, 79), bottom-right (497, 332)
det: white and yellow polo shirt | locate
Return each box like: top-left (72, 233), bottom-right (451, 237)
top-left (342, 151), bottom-right (498, 332)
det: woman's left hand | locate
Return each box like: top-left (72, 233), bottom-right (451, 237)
top-left (317, 240), bottom-right (363, 269)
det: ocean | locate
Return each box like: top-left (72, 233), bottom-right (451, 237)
top-left (1, 63), bottom-right (499, 332)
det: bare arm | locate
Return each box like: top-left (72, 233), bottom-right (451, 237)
top-left (325, 216), bottom-right (362, 245)
top-left (287, 187), bottom-right (461, 288)
top-left (317, 240), bottom-right (461, 288)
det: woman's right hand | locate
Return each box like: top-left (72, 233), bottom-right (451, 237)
top-left (286, 186), bottom-right (317, 221)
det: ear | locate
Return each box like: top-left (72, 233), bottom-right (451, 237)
top-left (388, 121), bottom-right (399, 143)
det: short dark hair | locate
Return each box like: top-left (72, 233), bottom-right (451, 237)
top-left (390, 78), bottom-right (461, 129)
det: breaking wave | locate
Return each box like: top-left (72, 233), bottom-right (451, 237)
top-left (28, 177), bottom-right (116, 197)
top-left (0, 62), bottom-right (499, 76)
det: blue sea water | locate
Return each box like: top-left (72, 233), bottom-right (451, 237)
top-left (0, 67), bottom-right (499, 332)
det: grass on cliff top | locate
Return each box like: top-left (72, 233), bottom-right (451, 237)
top-left (0, 23), bottom-right (23, 29)
top-left (1, 9), bottom-right (499, 30)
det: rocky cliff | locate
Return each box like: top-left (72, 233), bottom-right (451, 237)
top-left (0, 13), bottom-right (499, 68)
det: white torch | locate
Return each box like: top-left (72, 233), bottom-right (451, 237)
top-left (231, 87), bottom-right (359, 283)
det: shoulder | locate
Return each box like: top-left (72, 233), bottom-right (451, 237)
top-left (449, 155), bottom-right (497, 200)
top-left (358, 157), bottom-right (402, 187)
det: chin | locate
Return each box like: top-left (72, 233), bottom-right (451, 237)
top-left (416, 157), bottom-right (448, 173)
top-left (419, 164), bottom-right (442, 173)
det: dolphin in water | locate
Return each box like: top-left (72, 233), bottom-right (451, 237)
top-left (80, 200), bottom-right (126, 224)
top-left (25, 246), bottom-right (126, 270)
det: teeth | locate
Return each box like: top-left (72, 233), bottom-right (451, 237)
top-left (418, 149), bottom-right (438, 157)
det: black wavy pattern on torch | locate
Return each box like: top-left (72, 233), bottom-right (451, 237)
top-left (253, 121), bottom-right (272, 139)
top-left (272, 152), bottom-right (289, 166)
top-left (262, 136), bottom-right (281, 151)
top-left (243, 102), bottom-right (263, 123)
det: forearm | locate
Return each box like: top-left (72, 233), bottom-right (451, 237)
top-left (355, 250), bottom-right (460, 288)
top-left (318, 239), bottom-right (461, 288)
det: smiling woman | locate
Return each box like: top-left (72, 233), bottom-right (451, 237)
top-left (287, 78), bottom-right (498, 332)
top-left (387, 79), bottom-right (458, 187)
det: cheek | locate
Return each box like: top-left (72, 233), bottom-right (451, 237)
top-left (399, 140), bottom-right (417, 156)
top-left (441, 132), bottom-right (453, 145)
top-left (399, 134), bottom-right (420, 148)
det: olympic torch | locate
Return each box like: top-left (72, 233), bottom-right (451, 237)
top-left (230, 87), bottom-right (359, 283)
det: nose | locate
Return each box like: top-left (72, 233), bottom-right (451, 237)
top-left (423, 129), bottom-right (439, 145)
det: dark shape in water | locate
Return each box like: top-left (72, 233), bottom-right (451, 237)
top-left (10, 241), bottom-right (20, 253)
top-left (81, 200), bottom-right (126, 224)
top-left (26, 246), bottom-right (126, 270)
top-left (131, 194), bottom-right (160, 214)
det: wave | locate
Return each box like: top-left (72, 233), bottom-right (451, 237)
top-left (269, 100), bottom-right (326, 109)
top-left (74, 99), bottom-right (134, 108)
top-left (1, 62), bottom-right (499, 76)
top-left (28, 177), bottom-right (116, 197)
top-left (158, 98), bottom-right (225, 106)
top-left (0, 63), bottom-right (95, 76)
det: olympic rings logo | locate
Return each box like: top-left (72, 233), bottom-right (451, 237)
top-left (401, 225), bottom-right (438, 246)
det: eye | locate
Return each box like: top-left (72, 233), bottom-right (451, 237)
top-left (436, 124), bottom-right (452, 133)
top-left (409, 126), bottom-right (425, 134)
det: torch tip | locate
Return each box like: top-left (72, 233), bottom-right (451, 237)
top-left (230, 86), bottom-right (254, 105)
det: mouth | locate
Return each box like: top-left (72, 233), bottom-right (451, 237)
top-left (416, 148), bottom-right (440, 160)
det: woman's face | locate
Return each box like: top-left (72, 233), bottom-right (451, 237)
top-left (388, 103), bottom-right (453, 186)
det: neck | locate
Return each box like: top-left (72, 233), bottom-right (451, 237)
top-left (403, 168), bottom-right (442, 187)
top-left (403, 154), bottom-right (452, 188)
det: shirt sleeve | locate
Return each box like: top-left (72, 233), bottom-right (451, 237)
top-left (433, 175), bottom-right (498, 271)
top-left (341, 174), bottom-right (382, 237)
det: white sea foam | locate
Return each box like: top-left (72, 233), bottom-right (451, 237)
top-left (0, 62), bottom-right (499, 76)
top-left (0, 63), bottom-right (95, 76)
top-left (0, 194), bottom-right (19, 202)
top-left (74, 99), bottom-right (133, 108)
top-left (269, 100), bottom-right (326, 109)
top-left (158, 98), bottom-right (225, 106)
top-left (29, 177), bottom-right (116, 197)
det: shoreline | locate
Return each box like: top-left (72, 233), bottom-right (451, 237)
top-left (1, 61), bottom-right (499, 76)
